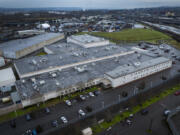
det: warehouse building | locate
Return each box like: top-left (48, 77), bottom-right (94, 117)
top-left (0, 68), bottom-right (16, 92)
top-left (0, 33), bottom-right (64, 59)
top-left (13, 35), bottom-right (174, 107)
top-left (15, 53), bottom-right (171, 107)
top-left (14, 43), bottom-right (134, 78)
top-left (67, 34), bottom-right (109, 48)
top-left (105, 57), bottom-right (172, 88)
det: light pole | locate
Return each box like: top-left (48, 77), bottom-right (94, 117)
top-left (102, 101), bottom-right (104, 108)
top-left (118, 94), bottom-right (121, 102)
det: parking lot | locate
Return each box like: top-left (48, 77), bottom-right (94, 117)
top-left (98, 89), bottom-right (180, 135)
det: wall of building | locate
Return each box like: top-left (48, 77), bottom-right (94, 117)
top-left (21, 78), bottom-right (101, 107)
top-left (15, 34), bottom-right (64, 59)
top-left (106, 60), bottom-right (172, 88)
top-left (67, 37), bottom-right (109, 48)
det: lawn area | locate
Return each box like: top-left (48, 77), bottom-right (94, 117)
top-left (77, 28), bottom-right (180, 49)
top-left (36, 51), bottom-right (47, 56)
top-left (92, 83), bottom-right (180, 134)
top-left (0, 86), bottom-right (98, 123)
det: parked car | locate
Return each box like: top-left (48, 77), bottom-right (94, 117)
top-left (141, 109), bottom-right (148, 115)
top-left (23, 130), bottom-right (32, 135)
top-left (60, 116), bottom-right (68, 123)
top-left (65, 100), bottom-right (72, 106)
top-left (126, 119), bottom-right (132, 125)
top-left (78, 109), bottom-right (86, 116)
top-left (51, 120), bottom-right (58, 127)
top-left (174, 91), bottom-right (180, 96)
top-left (80, 95), bottom-right (86, 101)
top-left (45, 107), bottom-right (50, 114)
top-left (129, 114), bottom-right (134, 118)
top-left (25, 114), bottom-right (32, 121)
top-left (164, 109), bottom-right (171, 116)
top-left (89, 92), bottom-right (95, 97)
top-left (94, 90), bottom-right (100, 96)
top-left (32, 129), bottom-right (37, 135)
top-left (10, 119), bottom-right (16, 128)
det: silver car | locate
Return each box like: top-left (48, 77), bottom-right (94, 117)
top-left (65, 100), bottom-right (72, 106)
top-left (89, 92), bottom-right (95, 97)
top-left (78, 109), bottom-right (86, 116)
top-left (60, 116), bottom-right (68, 123)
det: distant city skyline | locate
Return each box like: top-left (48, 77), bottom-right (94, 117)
top-left (0, 0), bottom-right (180, 9)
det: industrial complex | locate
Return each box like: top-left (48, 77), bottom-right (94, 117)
top-left (6, 34), bottom-right (172, 107)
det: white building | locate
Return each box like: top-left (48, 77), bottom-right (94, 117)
top-left (67, 34), bottom-right (109, 48)
top-left (0, 57), bottom-right (5, 67)
top-left (105, 57), bottom-right (172, 88)
top-left (0, 68), bottom-right (16, 92)
top-left (0, 33), bottom-right (64, 59)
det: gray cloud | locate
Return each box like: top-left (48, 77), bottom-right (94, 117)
top-left (0, 0), bottom-right (180, 9)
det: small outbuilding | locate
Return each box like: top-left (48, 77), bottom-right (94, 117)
top-left (0, 67), bottom-right (16, 92)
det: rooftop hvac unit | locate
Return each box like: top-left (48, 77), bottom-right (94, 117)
top-left (134, 62), bottom-right (141, 66)
top-left (55, 81), bottom-right (60, 86)
top-left (33, 85), bottom-right (37, 90)
top-left (31, 78), bottom-right (36, 83)
top-left (39, 80), bottom-right (45, 85)
top-left (22, 93), bottom-right (27, 97)
top-left (22, 79), bottom-right (26, 83)
top-left (32, 59), bottom-right (37, 65)
top-left (51, 73), bottom-right (57, 78)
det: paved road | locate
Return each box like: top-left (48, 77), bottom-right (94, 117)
top-left (98, 92), bottom-right (180, 135)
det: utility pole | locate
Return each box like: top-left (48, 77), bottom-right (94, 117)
top-left (148, 118), bottom-right (153, 133)
top-left (102, 101), bottom-right (104, 108)
top-left (118, 94), bottom-right (121, 102)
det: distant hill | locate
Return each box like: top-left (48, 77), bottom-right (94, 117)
top-left (0, 7), bottom-right (82, 13)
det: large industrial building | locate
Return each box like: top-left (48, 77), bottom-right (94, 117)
top-left (13, 34), bottom-right (172, 107)
top-left (67, 34), bottom-right (110, 48)
top-left (0, 33), bottom-right (64, 59)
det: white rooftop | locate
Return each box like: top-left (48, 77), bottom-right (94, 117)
top-left (67, 34), bottom-right (110, 48)
top-left (0, 68), bottom-right (16, 87)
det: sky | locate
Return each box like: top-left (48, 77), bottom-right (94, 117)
top-left (0, 0), bottom-right (180, 9)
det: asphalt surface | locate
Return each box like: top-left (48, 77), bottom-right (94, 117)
top-left (98, 91), bottom-right (180, 135)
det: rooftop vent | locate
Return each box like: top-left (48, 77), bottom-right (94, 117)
top-left (134, 62), bottom-right (141, 67)
top-left (32, 59), bottom-right (37, 65)
top-left (39, 80), bottom-right (45, 85)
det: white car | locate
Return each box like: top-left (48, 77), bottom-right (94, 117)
top-left (164, 110), bottom-right (171, 116)
top-left (65, 100), bottom-right (72, 106)
top-left (80, 95), bottom-right (86, 101)
top-left (89, 92), bottom-right (95, 97)
top-left (126, 119), bottom-right (132, 125)
top-left (79, 109), bottom-right (86, 116)
top-left (60, 116), bottom-right (68, 123)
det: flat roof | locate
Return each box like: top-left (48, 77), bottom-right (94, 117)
top-left (0, 33), bottom-right (63, 52)
top-left (15, 52), bottom-right (153, 100)
top-left (69, 34), bottom-right (107, 44)
top-left (14, 43), bottom-right (129, 76)
top-left (106, 57), bottom-right (170, 79)
top-left (0, 68), bottom-right (15, 85)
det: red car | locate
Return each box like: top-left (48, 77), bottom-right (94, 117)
top-left (174, 91), bottom-right (180, 96)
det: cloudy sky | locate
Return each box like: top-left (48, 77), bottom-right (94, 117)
top-left (0, 0), bottom-right (180, 9)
